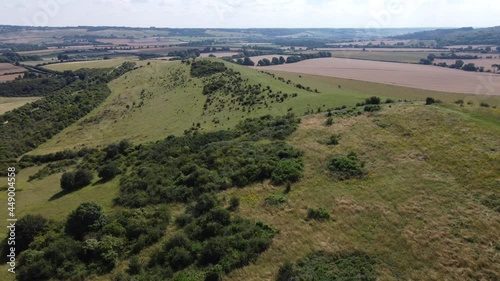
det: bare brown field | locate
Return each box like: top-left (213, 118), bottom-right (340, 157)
top-left (263, 58), bottom-right (500, 95)
top-left (200, 52), bottom-right (239, 58)
top-left (0, 74), bottom-right (22, 82)
top-left (318, 47), bottom-right (446, 52)
top-left (0, 63), bottom-right (26, 75)
top-left (0, 97), bottom-right (40, 115)
top-left (435, 58), bottom-right (500, 72)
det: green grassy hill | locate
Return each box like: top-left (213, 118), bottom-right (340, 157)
top-left (1, 58), bottom-right (499, 281)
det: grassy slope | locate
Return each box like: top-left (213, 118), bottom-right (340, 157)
top-left (31, 59), bottom-right (375, 154)
top-left (222, 103), bottom-right (499, 281)
top-left (43, 57), bottom-right (144, 71)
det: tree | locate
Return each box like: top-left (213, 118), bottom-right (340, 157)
top-left (13, 214), bottom-right (49, 253)
top-left (279, 56), bottom-right (286, 64)
top-left (66, 202), bottom-right (107, 239)
top-left (61, 169), bottom-right (93, 191)
top-left (427, 54), bottom-right (436, 61)
top-left (271, 57), bottom-right (279, 65)
top-left (492, 64), bottom-right (499, 73)
top-left (271, 160), bottom-right (303, 185)
top-left (262, 58), bottom-right (271, 66)
top-left (242, 57), bottom-right (255, 66)
top-left (365, 96), bottom-right (381, 105)
top-left (455, 60), bottom-right (464, 68)
top-left (462, 63), bottom-right (477, 72)
top-left (98, 163), bottom-right (121, 181)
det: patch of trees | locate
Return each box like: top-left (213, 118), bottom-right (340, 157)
top-left (392, 26), bottom-right (500, 45)
top-left (0, 63), bottom-right (136, 169)
top-left (168, 49), bottom-right (201, 59)
top-left (276, 251), bottom-right (377, 281)
top-left (198, 67), bottom-right (297, 115)
top-left (236, 114), bottom-right (300, 140)
top-left (257, 56), bottom-right (286, 66)
top-left (0, 43), bottom-right (48, 52)
top-left (190, 60), bottom-right (227, 77)
top-left (114, 129), bottom-right (303, 207)
top-left (14, 203), bottom-right (170, 281)
top-left (0, 76), bottom-right (69, 97)
top-left (235, 57), bottom-right (255, 66)
top-left (201, 46), bottom-right (231, 53)
top-left (0, 51), bottom-right (41, 63)
top-left (124, 194), bottom-right (276, 280)
top-left (60, 169), bottom-right (94, 191)
top-left (283, 52), bottom-right (332, 64)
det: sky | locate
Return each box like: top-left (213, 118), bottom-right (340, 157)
top-left (1, 0), bottom-right (499, 28)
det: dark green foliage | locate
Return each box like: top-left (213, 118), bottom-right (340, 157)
top-left (127, 256), bottom-right (142, 275)
top-left (480, 102), bottom-right (490, 108)
top-left (265, 194), bottom-right (288, 206)
top-left (28, 159), bottom-right (77, 182)
top-left (1, 214), bottom-right (48, 257)
top-left (114, 127), bottom-right (302, 207)
top-left (327, 152), bottom-right (367, 180)
top-left (426, 97), bottom-right (436, 105)
top-left (236, 114), bottom-right (301, 140)
top-left (228, 196), bottom-right (240, 211)
top-left (307, 208), bottom-right (331, 221)
top-left (275, 251), bottom-right (377, 281)
top-left (325, 117), bottom-right (334, 126)
top-left (98, 162), bottom-right (121, 181)
top-left (17, 204), bottom-right (170, 281)
top-left (66, 202), bottom-right (107, 240)
top-left (327, 134), bottom-right (340, 145)
top-left (0, 63), bottom-right (135, 168)
top-left (364, 105), bottom-right (381, 112)
top-left (60, 169), bottom-right (94, 191)
top-left (168, 49), bottom-right (200, 59)
top-left (271, 159), bottom-right (304, 185)
top-left (190, 60), bottom-right (227, 77)
top-left (365, 96), bottom-right (381, 105)
top-left (145, 198), bottom-right (276, 280)
top-left (0, 76), bottom-right (68, 97)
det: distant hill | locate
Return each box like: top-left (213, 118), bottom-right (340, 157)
top-left (392, 26), bottom-right (500, 45)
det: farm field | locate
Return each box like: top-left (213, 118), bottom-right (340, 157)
top-left (43, 57), bottom-right (142, 71)
top-left (264, 57), bottom-right (500, 95)
top-left (0, 62), bottom-right (26, 75)
top-left (0, 96), bottom-right (40, 115)
top-left (249, 54), bottom-right (290, 62)
top-left (327, 50), bottom-right (433, 63)
top-left (0, 73), bottom-right (22, 82)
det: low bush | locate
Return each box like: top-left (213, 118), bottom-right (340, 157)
top-left (364, 105), bottom-right (381, 112)
top-left (60, 169), bottom-right (94, 191)
top-left (327, 134), bottom-right (340, 145)
top-left (307, 208), bottom-right (331, 221)
top-left (365, 96), bottom-right (381, 105)
top-left (327, 152), bottom-right (367, 180)
top-left (265, 194), bottom-right (287, 206)
top-left (271, 159), bottom-right (303, 185)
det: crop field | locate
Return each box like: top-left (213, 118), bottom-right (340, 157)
top-left (0, 63), bottom-right (26, 75)
top-left (0, 96), bottom-right (41, 115)
top-left (43, 57), bottom-right (143, 71)
top-left (327, 50), bottom-right (433, 63)
top-left (0, 73), bottom-right (22, 83)
top-left (264, 58), bottom-right (500, 95)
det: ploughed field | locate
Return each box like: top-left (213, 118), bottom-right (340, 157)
top-left (263, 58), bottom-right (500, 95)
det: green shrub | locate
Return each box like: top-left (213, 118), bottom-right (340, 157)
top-left (385, 98), bottom-right (395, 104)
top-left (265, 194), bottom-right (287, 206)
top-left (325, 117), bottom-right (334, 126)
top-left (307, 208), bottom-right (331, 221)
top-left (365, 96), bottom-right (381, 105)
top-left (480, 102), bottom-right (490, 107)
top-left (327, 134), bottom-right (340, 145)
top-left (426, 97), bottom-right (436, 105)
top-left (228, 196), bottom-right (240, 211)
top-left (271, 159), bottom-right (303, 185)
top-left (364, 105), bottom-right (381, 112)
top-left (327, 152), bottom-right (367, 180)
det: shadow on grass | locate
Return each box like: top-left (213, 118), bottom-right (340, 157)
top-left (49, 189), bottom-right (73, 201)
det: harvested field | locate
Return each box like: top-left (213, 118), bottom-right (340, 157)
top-left (0, 74), bottom-right (23, 83)
top-left (328, 50), bottom-right (433, 63)
top-left (0, 97), bottom-right (40, 115)
top-left (0, 63), bottom-right (26, 75)
top-left (43, 57), bottom-right (140, 71)
top-left (263, 57), bottom-right (500, 95)
top-left (200, 52), bottom-right (239, 58)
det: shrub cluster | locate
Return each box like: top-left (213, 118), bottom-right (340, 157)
top-left (276, 251), bottom-right (377, 281)
top-left (327, 152), bottom-right (367, 180)
top-left (306, 208), bottom-right (331, 221)
top-left (60, 169), bottom-right (94, 191)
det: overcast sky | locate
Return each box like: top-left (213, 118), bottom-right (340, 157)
top-left (1, 0), bottom-right (499, 28)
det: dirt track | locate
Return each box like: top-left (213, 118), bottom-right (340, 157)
top-left (262, 58), bottom-right (500, 95)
